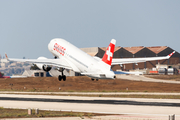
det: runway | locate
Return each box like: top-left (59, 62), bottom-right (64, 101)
top-left (0, 94), bottom-right (180, 118)
top-left (1, 95), bottom-right (180, 107)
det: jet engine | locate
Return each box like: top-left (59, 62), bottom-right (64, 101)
top-left (42, 64), bottom-right (52, 72)
top-left (36, 57), bottom-right (52, 72)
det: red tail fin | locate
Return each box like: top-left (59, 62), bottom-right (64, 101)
top-left (102, 39), bottom-right (116, 66)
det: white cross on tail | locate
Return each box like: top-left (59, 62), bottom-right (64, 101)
top-left (106, 46), bottom-right (112, 61)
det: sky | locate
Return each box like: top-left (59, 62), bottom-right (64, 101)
top-left (0, 0), bottom-right (180, 59)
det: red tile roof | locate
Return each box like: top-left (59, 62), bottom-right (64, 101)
top-left (91, 46), bottom-right (170, 55)
top-left (147, 46), bottom-right (168, 54)
top-left (100, 46), bottom-right (121, 52)
top-left (123, 46), bottom-right (144, 54)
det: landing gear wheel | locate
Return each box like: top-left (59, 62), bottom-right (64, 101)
top-left (62, 75), bottom-right (66, 81)
top-left (58, 68), bottom-right (66, 81)
top-left (58, 75), bottom-right (62, 81)
top-left (91, 79), bottom-right (94, 81)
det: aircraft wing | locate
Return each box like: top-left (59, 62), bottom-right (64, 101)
top-left (5, 55), bottom-right (72, 70)
top-left (112, 51), bottom-right (175, 65)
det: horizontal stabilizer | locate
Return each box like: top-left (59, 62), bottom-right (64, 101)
top-left (81, 72), bottom-right (102, 75)
top-left (114, 71), bottom-right (143, 75)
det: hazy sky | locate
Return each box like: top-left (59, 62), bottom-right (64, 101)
top-left (1, 0), bottom-right (180, 58)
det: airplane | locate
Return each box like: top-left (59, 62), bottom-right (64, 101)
top-left (6, 38), bottom-right (175, 81)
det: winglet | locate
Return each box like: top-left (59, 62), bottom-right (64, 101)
top-left (5, 53), bottom-right (9, 60)
top-left (168, 51), bottom-right (175, 58)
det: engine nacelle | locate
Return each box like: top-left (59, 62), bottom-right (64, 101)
top-left (42, 64), bottom-right (52, 72)
top-left (35, 57), bottom-right (52, 72)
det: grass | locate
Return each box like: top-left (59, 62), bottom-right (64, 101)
top-left (1, 75), bottom-right (180, 99)
top-left (0, 107), bottom-right (103, 118)
top-left (0, 89), bottom-right (142, 92)
top-left (1, 76), bottom-right (180, 93)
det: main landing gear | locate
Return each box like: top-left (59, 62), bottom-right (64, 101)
top-left (58, 68), bottom-right (66, 81)
top-left (58, 75), bottom-right (66, 81)
top-left (91, 78), bottom-right (98, 81)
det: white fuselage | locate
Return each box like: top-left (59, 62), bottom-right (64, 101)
top-left (48, 38), bottom-right (115, 79)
